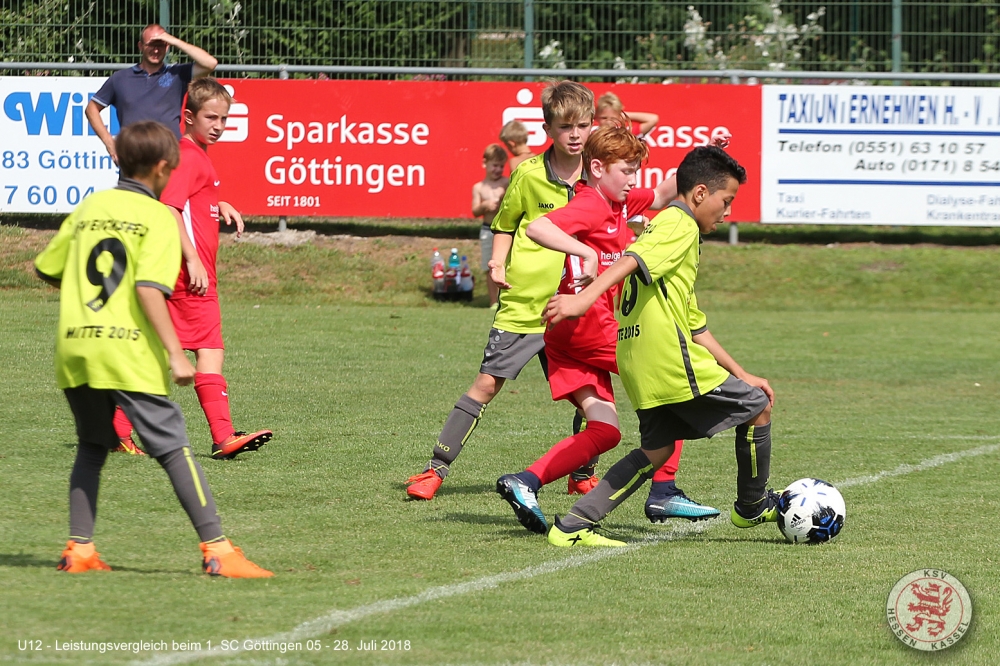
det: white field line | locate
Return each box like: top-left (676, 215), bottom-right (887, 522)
top-left (837, 442), bottom-right (1000, 488)
top-left (136, 440), bottom-right (1000, 666)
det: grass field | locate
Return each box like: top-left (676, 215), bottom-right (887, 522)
top-left (3, 224), bottom-right (1000, 665)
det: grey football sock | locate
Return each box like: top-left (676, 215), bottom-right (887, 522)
top-left (735, 422), bottom-right (772, 507)
top-left (68, 442), bottom-right (109, 542)
top-left (560, 449), bottom-right (655, 531)
top-left (156, 447), bottom-right (224, 542)
top-left (427, 394), bottom-right (485, 478)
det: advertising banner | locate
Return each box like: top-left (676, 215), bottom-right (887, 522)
top-left (761, 84), bottom-right (1000, 226)
top-left (0, 77), bottom-right (119, 213)
top-left (210, 80), bottom-right (761, 221)
top-left (0, 77), bottom-right (759, 220)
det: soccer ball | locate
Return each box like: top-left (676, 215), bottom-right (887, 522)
top-left (776, 478), bottom-right (846, 544)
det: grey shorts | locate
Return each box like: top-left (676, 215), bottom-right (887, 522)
top-left (64, 385), bottom-right (190, 458)
top-left (479, 225), bottom-right (494, 272)
top-left (636, 375), bottom-right (769, 450)
top-left (479, 328), bottom-right (548, 380)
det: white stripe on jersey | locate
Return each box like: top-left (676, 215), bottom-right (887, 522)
top-left (182, 200), bottom-right (196, 251)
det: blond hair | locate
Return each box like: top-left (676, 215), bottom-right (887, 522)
top-left (597, 92), bottom-right (624, 114)
top-left (541, 80), bottom-right (594, 125)
top-left (583, 125), bottom-right (648, 176)
top-left (499, 120), bottom-right (529, 147)
top-left (185, 78), bottom-right (232, 114)
top-left (483, 143), bottom-right (507, 163)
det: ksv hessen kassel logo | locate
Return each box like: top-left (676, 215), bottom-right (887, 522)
top-left (886, 569), bottom-right (972, 651)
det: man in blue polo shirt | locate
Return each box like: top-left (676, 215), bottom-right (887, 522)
top-left (85, 23), bottom-right (218, 162)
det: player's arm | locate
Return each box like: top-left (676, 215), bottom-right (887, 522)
top-left (34, 214), bottom-right (76, 286)
top-left (168, 206), bottom-right (209, 296)
top-left (629, 111), bottom-right (659, 137)
top-left (148, 27), bottom-right (218, 78)
top-left (488, 231), bottom-right (513, 289)
top-left (488, 178), bottom-right (523, 289)
top-left (525, 217), bottom-right (598, 287)
top-left (650, 174), bottom-right (678, 210)
top-left (218, 200), bottom-right (244, 237)
top-left (692, 329), bottom-right (773, 406)
top-left (136, 285), bottom-right (196, 386)
top-left (85, 99), bottom-right (117, 164)
top-left (543, 254), bottom-right (639, 326)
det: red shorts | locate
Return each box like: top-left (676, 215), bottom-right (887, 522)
top-left (545, 342), bottom-right (617, 407)
top-left (167, 294), bottom-right (224, 350)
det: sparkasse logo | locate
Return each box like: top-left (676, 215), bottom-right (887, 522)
top-left (218, 84), bottom-right (249, 143)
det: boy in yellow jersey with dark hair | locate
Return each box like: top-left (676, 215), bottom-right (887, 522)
top-left (542, 146), bottom-right (780, 547)
top-left (35, 121), bottom-right (271, 577)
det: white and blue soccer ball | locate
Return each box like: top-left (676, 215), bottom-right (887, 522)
top-left (776, 478), bottom-right (846, 544)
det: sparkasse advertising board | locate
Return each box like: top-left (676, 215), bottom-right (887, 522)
top-left (761, 84), bottom-right (1000, 225)
top-left (0, 77), bottom-right (761, 220)
top-left (209, 79), bottom-right (761, 220)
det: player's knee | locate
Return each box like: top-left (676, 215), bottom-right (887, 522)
top-left (470, 374), bottom-right (502, 402)
top-left (588, 420), bottom-right (621, 454)
top-left (752, 402), bottom-right (771, 425)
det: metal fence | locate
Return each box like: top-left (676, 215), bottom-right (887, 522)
top-left (2, 0), bottom-right (999, 77)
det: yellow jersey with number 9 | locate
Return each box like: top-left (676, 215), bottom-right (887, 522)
top-left (35, 184), bottom-right (182, 394)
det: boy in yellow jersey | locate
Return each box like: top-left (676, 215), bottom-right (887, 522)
top-left (541, 146), bottom-right (780, 547)
top-left (35, 121), bottom-right (271, 577)
top-left (406, 81), bottom-right (595, 499)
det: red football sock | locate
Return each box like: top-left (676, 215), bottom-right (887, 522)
top-left (527, 421), bottom-right (621, 487)
top-left (652, 440), bottom-right (684, 483)
top-left (112, 407), bottom-right (133, 440)
top-left (194, 372), bottom-right (235, 445)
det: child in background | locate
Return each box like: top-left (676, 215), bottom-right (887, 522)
top-left (499, 120), bottom-right (534, 173)
top-left (596, 92), bottom-right (659, 138)
top-left (472, 144), bottom-right (509, 308)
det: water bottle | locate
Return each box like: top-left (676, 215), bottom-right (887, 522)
top-left (460, 255), bottom-right (475, 295)
top-left (431, 247), bottom-right (445, 295)
top-left (446, 248), bottom-right (461, 292)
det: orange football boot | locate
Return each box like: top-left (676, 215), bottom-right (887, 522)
top-left (567, 474), bottom-right (600, 495)
top-left (200, 539), bottom-right (273, 578)
top-left (57, 541), bottom-right (112, 573)
top-left (406, 470), bottom-right (443, 500)
top-left (212, 430), bottom-right (273, 459)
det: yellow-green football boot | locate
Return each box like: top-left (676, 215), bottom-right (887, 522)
top-left (730, 489), bottom-right (781, 528)
top-left (547, 519), bottom-right (626, 548)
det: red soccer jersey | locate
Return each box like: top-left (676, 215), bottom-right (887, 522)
top-left (160, 137), bottom-right (221, 298)
top-left (544, 181), bottom-right (655, 352)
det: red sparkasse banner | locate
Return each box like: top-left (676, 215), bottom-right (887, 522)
top-left (213, 80), bottom-right (761, 221)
